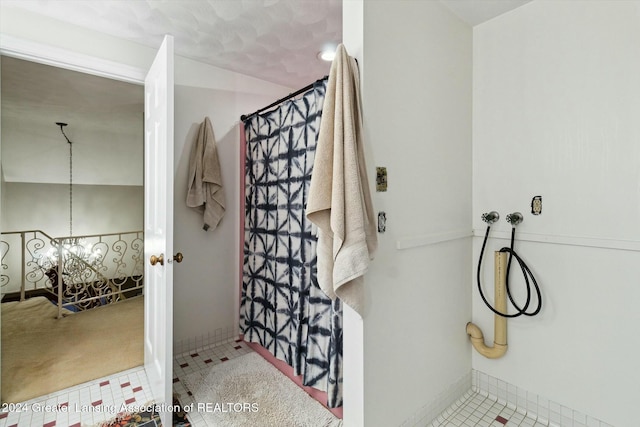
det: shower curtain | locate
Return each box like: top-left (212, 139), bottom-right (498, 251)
top-left (240, 79), bottom-right (343, 408)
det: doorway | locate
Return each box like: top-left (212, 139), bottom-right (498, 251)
top-left (0, 55), bottom-right (145, 402)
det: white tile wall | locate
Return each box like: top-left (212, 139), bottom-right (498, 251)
top-left (173, 326), bottom-right (237, 356)
top-left (405, 370), bottom-right (618, 427)
top-left (470, 370), bottom-right (615, 427)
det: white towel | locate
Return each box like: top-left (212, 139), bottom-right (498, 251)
top-left (306, 44), bottom-right (377, 315)
top-left (186, 117), bottom-right (225, 231)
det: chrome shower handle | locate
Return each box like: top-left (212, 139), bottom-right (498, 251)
top-left (506, 212), bottom-right (523, 226)
top-left (481, 211), bottom-right (500, 224)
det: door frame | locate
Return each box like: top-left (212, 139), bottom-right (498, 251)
top-left (0, 34), bottom-right (145, 84)
top-left (0, 33), bottom-right (158, 397)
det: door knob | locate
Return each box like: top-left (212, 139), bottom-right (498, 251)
top-left (173, 252), bottom-right (183, 263)
top-left (150, 254), bottom-right (164, 266)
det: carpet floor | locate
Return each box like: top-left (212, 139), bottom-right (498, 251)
top-left (1, 296), bottom-right (143, 403)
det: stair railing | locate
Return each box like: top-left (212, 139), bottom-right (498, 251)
top-left (1, 230), bottom-right (144, 318)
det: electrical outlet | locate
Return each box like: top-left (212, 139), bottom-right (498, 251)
top-left (531, 196), bottom-right (542, 215)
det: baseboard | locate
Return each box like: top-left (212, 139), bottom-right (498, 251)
top-left (471, 369), bottom-right (614, 427)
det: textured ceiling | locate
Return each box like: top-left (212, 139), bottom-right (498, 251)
top-left (2, 0), bottom-right (342, 89)
top-left (1, 0), bottom-right (342, 186)
top-left (0, 0), bottom-right (532, 88)
top-left (0, 0), bottom-right (532, 186)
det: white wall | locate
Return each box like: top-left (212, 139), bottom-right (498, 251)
top-left (173, 85), bottom-right (286, 347)
top-left (473, 1), bottom-right (640, 425)
top-left (346, 1), bottom-right (473, 425)
top-left (0, 5), bottom-right (292, 351)
top-left (2, 182), bottom-right (143, 236)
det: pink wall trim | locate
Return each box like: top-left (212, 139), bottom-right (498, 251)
top-left (239, 122), bottom-right (246, 318)
top-left (238, 122), bottom-right (343, 420)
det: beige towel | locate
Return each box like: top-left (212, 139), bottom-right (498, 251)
top-left (186, 117), bottom-right (225, 231)
top-left (306, 44), bottom-right (377, 315)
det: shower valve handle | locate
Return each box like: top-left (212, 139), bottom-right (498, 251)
top-left (481, 211), bottom-right (500, 224)
top-left (506, 212), bottom-right (523, 226)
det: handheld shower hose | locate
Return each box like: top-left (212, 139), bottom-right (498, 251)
top-left (477, 219), bottom-right (542, 318)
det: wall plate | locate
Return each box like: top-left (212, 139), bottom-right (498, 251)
top-left (531, 196), bottom-right (542, 215)
top-left (378, 211), bottom-right (386, 233)
top-left (376, 167), bottom-right (387, 192)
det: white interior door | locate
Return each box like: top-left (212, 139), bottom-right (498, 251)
top-left (144, 34), bottom-right (174, 424)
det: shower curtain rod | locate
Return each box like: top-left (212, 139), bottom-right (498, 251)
top-left (240, 75), bottom-right (329, 122)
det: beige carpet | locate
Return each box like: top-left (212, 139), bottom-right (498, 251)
top-left (1, 296), bottom-right (143, 403)
top-left (182, 352), bottom-right (343, 427)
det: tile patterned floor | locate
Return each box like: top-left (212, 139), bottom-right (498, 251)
top-left (427, 389), bottom-right (549, 427)
top-left (0, 366), bottom-right (154, 427)
top-left (0, 339), bottom-right (252, 427)
top-left (1, 339), bottom-right (556, 427)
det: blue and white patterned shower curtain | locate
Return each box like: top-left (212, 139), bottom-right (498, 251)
top-left (240, 80), bottom-right (343, 408)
